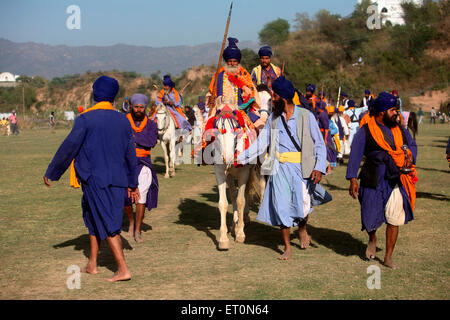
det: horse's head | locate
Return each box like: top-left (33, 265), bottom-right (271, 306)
top-left (155, 104), bottom-right (169, 132)
top-left (258, 90), bottom-right (273, 114)
top-left (213, 103), bottom-right (242, 165)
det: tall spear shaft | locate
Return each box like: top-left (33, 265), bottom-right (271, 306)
top-left (210, 2), bottom-right (233, 107)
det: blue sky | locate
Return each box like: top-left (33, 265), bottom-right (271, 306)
top-left (0, 0), bottom-right (357, 47)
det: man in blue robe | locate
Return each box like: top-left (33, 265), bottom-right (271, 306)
top-left (346, 92), bottom-right (417, 269)
top-left (44, 76), bottom-right (139, 282)
top-left (237, 76), bottom-right (330, 260)
top-left (123, 93), bottom-right (159, 243)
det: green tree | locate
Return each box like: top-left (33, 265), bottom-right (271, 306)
top-left (258, 18), bottom-right (290, 46)
top-left (240, 48), bottom-right (260, 72)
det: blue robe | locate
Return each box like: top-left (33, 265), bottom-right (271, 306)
top-left (346, 122), bottom-right (417, 232)
top-left (124, 117), bottom-right (159, 210)
top-left (45, 109), bottom-right (138, 240)
top-left (238, 106), bottom-right (330, 227)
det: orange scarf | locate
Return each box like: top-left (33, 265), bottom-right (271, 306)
top-left (126, 113), bottom-right (151, 157)
top-left (126, 113), bottom-right (148, 133)
top-left (70, 101), bottom-right (116, 188)
top-left (367, 116), bottom-right (417, 210)
top-left (360, 113), bottom-right (371, 128)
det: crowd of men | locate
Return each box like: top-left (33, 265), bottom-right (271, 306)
top-left (41, 36), bottom-right (434, 282)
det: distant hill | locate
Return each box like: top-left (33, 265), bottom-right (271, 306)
top-left (0, 38), bottom-right (259, 79)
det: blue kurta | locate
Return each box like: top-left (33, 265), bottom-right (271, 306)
top-left (238, 106), bottom-right (329, 227)
top-left (125, 116), bottom-right (159, 210)
top-left (346, 122), bottom-right (417, 232)
top-left (45, 109), bottom-right (139, 240)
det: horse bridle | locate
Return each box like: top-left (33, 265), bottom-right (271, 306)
top-left (156, 105), bottom-right (170, 134)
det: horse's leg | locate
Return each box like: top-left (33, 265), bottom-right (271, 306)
top-left (227, 175), bottom-right (238, 237)
top-left (161, 140), bottom-right (170, 179)
top-left (169, 136), bottom-right (176, 177)
top-left (215, 165), bottom-right (229, 249)
top-left (235, 168), bottom-right (250, 243)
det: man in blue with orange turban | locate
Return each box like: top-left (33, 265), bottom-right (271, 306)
top-left (347, 92), bottom-right (417, 269)
top-left (44, 75), bottom-right (139, 282)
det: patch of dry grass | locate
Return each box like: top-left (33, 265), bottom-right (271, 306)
top-left (0, 123), bottom-right (448, 299)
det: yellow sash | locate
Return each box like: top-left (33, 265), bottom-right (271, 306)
top-left (69, 101), bottom-right (116, 188)
top-left (277, 152), bottom-right (302, 164)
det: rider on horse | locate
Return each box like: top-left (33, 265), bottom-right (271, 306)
top-left (155, 75), bottom-right (192, 133)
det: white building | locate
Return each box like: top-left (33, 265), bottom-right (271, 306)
top-left (359, 0), bottom-right (423, 25)
top-left (0, 72), bottom-right (17, 82)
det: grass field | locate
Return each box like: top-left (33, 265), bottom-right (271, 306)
top-left (0, 123), bottom-right (449, 300)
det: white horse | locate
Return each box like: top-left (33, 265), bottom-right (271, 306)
top-left (155, 104), bottom-right (178, 178)
top-left (208, 103), bottom-right (258, 250)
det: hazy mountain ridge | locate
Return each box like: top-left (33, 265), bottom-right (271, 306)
top-left (0, 38), bottom-right (259, 79)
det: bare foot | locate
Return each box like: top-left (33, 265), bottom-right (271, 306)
top-left (105, 271), bottom-right (131, 282)
top-left (134, 232), bottom-right (143, 243)
top-left (81, 263), bottom-right (98, 275)
top-left (278, 247), bottom-right (292, 260)
top-left (126, 227), bottom-right (134, 239)
top-left (299, 230), bottom-right (311, 249)
top-left (383, 258), bottom-right (398, 269)
top-left (366, 240), bottom-right (376, 260)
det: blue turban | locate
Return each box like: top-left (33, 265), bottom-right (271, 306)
top-left (258, 46), bottom-right (272, 57)
top-left (365, 90), bottom-right (371, 95)
top-left (223, 37), bottom-right (241, 62)
top-left (373, 92), bottom-right (397, 113)
top-left (348, 100), bottom-right (355, 108)
top-left (163, 75), bottom-right (175, 88)
top-left (93, 76), bottom-right (119, 103)
top-left (306, 84), bottom-right (316, 93)
top-left (130, 93), bottom-right (149, 107)
top-left (341, 92), bottom-right (348, 97)
top-left (316, 101), bottom-right (326, 110)
top-left (272, 76), bottom-right (295, 100)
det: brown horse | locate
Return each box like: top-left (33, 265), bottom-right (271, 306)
top-left (407, 112), bottom-right (418, 140)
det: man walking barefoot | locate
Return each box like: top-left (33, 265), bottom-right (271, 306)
top-left (44, 76), bottom-right (140, 282)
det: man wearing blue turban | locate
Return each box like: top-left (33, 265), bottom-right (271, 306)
top-left (347, 92), bottom-right (417, 269)
top-left (208, 37), bottom-right (259, 116)
top-left (237, 76), bottom-right (330, 261)
top-left (344, 99), bottom-right (364, 146)
top-left (360, 89), bottom-right (375, 110)
top-left (124, 93), bottom-right (159, 243)
top-left (155, 75), bottom-right (192, 132)
top-left (251, 45), bottom-right (281, 89)
top-left (305, 84), bottom-right (319, 112)
top-left (44, 75), bottom-right (139, 282)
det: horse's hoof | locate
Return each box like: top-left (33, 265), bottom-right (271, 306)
top-left (218, 240), bottom-right (229, 250)
top-left (235, 235), bottom-right (245, 243)
top-left (164, 174), bottom-right (169, 179)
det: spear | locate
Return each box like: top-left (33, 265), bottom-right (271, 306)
top-left (209, 2), bottom-right (233, 113)
top-left (337, 86), bottom-right (341, 107)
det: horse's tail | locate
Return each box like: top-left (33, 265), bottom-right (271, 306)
top-left (408, 112), bottom-right (418, 137)
top-left (246, 164), bottom-right (264, 206)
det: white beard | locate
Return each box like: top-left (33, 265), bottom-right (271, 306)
top-left (223, 64), bottom-right (240, 74)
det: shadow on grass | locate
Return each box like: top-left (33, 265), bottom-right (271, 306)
top-left (176, 196), bottom-right (283, 254)
top-left (176, 190), bottom-right (373, 260)
top-left (416, 166), bottom-right (450, 174)
top-left (298, 224), bottom-right (379, 260)
top-left (321, 180), bottom-right (348, 191)
top-left (53, 233), bottom-right (133, 272)
top-left (416, 191), bottom-right (450, 202)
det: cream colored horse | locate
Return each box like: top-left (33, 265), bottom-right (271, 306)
top-left (155, 104), bottom-right (177, 178)
top-left (209, 103), bottom-right (258, 250)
